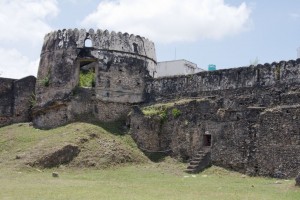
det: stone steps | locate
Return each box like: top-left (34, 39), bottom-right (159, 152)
top-left (185, 148), bottom-right (211, 174)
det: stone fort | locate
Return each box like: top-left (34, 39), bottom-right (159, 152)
top-left (1, 29), bottom-right (300, 178)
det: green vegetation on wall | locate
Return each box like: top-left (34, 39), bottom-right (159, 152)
top-left (41, 75), bottom-right (50, 87)
top-left (79, 69), bottom-right (95, 88)
top-left (172, 108), bottom-right (181, 118)
top-left (159, 110), bottom-right (168, 124)
top-left (142, 105), bottom-right (168, 116)
top-left (142, 98), bottom-right (205, 118)
top-left (142, 105), bottom-right (168, 123)
top-left (29, 92), bottom-right (36, 107)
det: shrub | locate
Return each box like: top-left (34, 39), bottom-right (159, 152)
top-left (172, 108), bottom-right (181, 118)
top-left (29, 92), bottom-right (36, 107)
top-left (159, 110), bottom-right (168, 124)
top-left (41, 76), bottom-right (50, 87)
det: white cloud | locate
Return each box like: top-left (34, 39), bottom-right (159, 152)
top-left (65, 0), bottom-right (93, 4)
top-left (289, 13), bottom-right (300, 19)
top-left (0, 48), bottom-right (39, 79)
top-left (0, 0), bottom-right (58, 44)
top-left (81, 0), bottom-right (252, 43)
top-left (0, 0), bottom-right (58, 78)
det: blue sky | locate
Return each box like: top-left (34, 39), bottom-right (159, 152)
top-left (0, 0), bottom-right (299, 78)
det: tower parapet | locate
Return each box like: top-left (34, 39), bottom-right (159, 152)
top-left (41, 29), bottom-right (156, 69)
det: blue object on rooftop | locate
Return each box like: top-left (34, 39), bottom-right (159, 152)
top-left (208, 64), bottom-right (216, 71)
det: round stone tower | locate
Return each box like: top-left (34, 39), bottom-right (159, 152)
top-left (33, 29), bottom-right (157, 129)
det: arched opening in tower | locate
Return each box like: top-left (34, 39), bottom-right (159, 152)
top-left (84, 39), bottom-right (92, 48)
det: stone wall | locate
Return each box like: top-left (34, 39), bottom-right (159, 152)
top-left (34, 29), bottom-right (156, 129)
top-left (255, 106), bottom-right (300, 178)
top-left (130, 98), bottom-right (300, 178)
top-left (149, 59), bottom-right (300, 102)
top-left (130, 100), bottom-right (219, 159)
top-left (130, 59), bottom-right (300, 178)
top-left (0, 78), bottom-right (15, 125)
top-left (0, 76), bottom-right (36, 127)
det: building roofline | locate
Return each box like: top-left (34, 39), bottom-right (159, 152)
top-left (158, 59), bottom-right (197, 65)
top-left (158, 59), bottom-right (205, 71)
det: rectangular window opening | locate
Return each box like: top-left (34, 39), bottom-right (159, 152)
top-left (203, 135), bottom-right (212, 147)
top-left (79, 62), bottom-right (96, 88)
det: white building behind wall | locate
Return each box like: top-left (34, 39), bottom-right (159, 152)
top-left (155, 59), bottom-right (204, 78)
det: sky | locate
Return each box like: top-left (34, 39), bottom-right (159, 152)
top-left (0, 0), bottom-right (300, 79)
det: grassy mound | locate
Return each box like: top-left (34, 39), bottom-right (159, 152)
top-left (0, 122), bottom-right (148, 170)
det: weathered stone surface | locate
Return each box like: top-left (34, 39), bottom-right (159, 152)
top-left (13, 76), bottom-right (36, 123)
top-left (130, 100), bottom-right (219, 160)
top-left (131, 60), bottom-right (300, 178)
top-left (130, 97), bottom-right (300, 178)
top-left (149, 60), bottom-right (300, 102)
top-left (255, 106), bottom-right (300, 178)
top-left (33, 29), bottom-right (156, 129)
top-left (0, 76), bottom-right (36, 127)
top-left (295, 173), bottom-right (300, 186)
top-left (0, 78), bottom-right (15, 125)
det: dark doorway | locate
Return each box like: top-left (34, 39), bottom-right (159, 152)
top-left (203, 134), bottom-right (211, 146)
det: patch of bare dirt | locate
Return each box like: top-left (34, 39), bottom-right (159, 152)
top-left (27, 144), bottom-right (80, 168)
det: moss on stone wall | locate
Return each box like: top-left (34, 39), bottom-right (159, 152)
top-left (141, 98), bottom-right (204, 116)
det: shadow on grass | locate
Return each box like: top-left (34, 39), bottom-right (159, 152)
top-left (92, 120), bottom-right (128, 136)
top-left (143, 152), bottom-right (170, 163)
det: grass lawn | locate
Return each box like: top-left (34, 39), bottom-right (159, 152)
top-left (0, 123), bottom-right (299, 199)
top-left (0, 165), bottom-right (299, 200)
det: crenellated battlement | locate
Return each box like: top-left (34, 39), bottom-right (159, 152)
top-left (41, 29), bottom-right (156, 62)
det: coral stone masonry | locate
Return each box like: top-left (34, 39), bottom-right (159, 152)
top-left (0, 76), bottom-right (36, 126)
top-left (131, 59), bottom-right (300, 178)
top-left (1, 29), bottom-right (300, 179)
